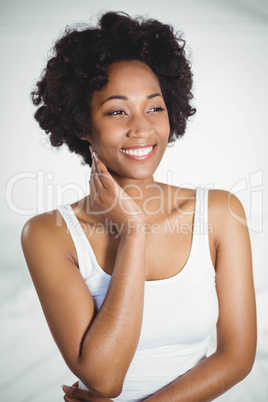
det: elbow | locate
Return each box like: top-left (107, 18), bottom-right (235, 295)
top-left (73, 351), bottom-right (125, 398)
top-left (217, 342), bottom-right (257, 383)
top-left (81, 378), bottom-right (123, 399)
top-left (75, 361), bottom-right (123, 398)
top-left (239, 350), bottom-right (256, 380)
top-left (95, 384), bottom-right (123, 399)
top-left (232, 357), bottom-right (255, 385)
top-left (238, 338), bottom-right (257, 380)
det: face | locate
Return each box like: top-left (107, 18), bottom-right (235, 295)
top-left (87, 60), bottom-right (170, 180)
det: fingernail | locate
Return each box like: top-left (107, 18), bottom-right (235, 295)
top-left (93, 151), bottom-right (98, 160)
top-left (61, 384), bottom-right (70, 392)
top-left (89, 146), bottom-right (93, 154)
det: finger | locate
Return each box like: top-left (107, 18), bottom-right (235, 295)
top-left (91, 153), bottom-right (110, 197)
top-left (63, 384), bottom-right (91, 400)
top-left (72, 381), bottom-right (79, 387)
top-left (64, 395), bottom-right (78, 402)
top-left (90, 153), bottom-right (95, 172)
top-left (90, 154), bottom-right (106, 193)
top-left (90, 164), bottom-right (99, 196)
top-left (91, 163), bottom-right (105, 193)
top-left (92, 152), bottom-right (114, 190)
top-left (64, 396), bottom-right (82, 402)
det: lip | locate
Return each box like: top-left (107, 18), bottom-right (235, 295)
top-left (120, 144), bottom-right (156, 161)
top-left (120, 144), bottom-right (156, 151)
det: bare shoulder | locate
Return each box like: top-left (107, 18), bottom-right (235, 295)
top-left (21, 209), bottom-right (64, 240)
top-left (208, 189), bottom-right (248, 248)
top-left (208, 188), bottom-right (246, 219)
top-left (21, 209), bottom-right (75, 262)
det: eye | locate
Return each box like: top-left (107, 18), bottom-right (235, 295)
top-left (106, 110), bottom-right (127, 116)
top-left (148, 107), bottom-right (165, 113)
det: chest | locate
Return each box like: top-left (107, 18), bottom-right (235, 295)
top-left (85, 254), bottom-right (218, 349)
top-left (68, 215), bottom-right (216, 281)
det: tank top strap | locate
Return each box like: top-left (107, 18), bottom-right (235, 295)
top-left (194, 186), bottom-right (207, 235)
top-left (191, 186), bottom-right (215, 275)
top-left (57, 204), bottom-right (90, 278)
top-left (57, 204), bottom-right (83, 237)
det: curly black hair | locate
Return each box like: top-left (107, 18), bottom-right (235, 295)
top-left (32, 11), bottom-right (196, 167)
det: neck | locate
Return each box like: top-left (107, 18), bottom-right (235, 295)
top-left (109, 171), bottom-right (165, 216)
top-left (112, 172), bottom-right (155, 194)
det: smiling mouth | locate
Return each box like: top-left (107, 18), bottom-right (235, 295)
top-left (120, 146), bottom-right (154, 156)
top-left (119, 145), bottom-right (156, 161)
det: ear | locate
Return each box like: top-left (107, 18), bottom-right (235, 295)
top-left (80, 137), bottom-right (90, 144)
top-left (79, 132), bottom-right (91, 143)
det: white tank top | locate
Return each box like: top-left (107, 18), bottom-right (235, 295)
top-left (57, 186), bottom-right (219, 401)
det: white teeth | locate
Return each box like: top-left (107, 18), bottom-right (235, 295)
top-left (120, 146), bottom-right (153, 156)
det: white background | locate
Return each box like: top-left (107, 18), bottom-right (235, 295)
top-left (1, 0), bottom-right (268, 400)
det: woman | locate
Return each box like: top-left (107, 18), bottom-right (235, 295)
top-left (21, 11), bottom-right (256, 402)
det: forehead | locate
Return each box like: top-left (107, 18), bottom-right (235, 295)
top-left (107, 60), bottom-right (158, 79)
top-left (90, 60), bottom-right (163, 110)
top-left (101, 60), bottom-right (161, 95)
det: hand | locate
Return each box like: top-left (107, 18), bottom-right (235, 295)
top-left (89, 149), bottom-right (145, 235)
top-left (62, 381), bottom-right (113, 401)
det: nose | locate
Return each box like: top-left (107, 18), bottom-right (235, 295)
top-left (126, 114), bottom-right (154, 139)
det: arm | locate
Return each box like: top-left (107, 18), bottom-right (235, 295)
top-left (78, 230), bottom-right (146, 396)
top-left (21, 154), bottom-right (146, 399)
top-left (144, 190), bottom-right (257, 401)
top-left (62, 382), bottom-right (113, 401)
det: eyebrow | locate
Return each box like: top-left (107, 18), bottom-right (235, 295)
top-left (100, 93), bottom-right (162, 105)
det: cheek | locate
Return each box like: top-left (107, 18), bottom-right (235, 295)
top-left (158, 115), bottom-right (170, 140)
top-left (165, 113), bottom-right (171, 131)
top-left (90, 128), bottom-right (121, 165)
top-left (156, 111), bottom-right (170, 129)
top-left (88, 123), bottom-right (114, 150)
top-left (96, 118), bottom-right (123, 139)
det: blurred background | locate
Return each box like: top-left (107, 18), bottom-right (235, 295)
top-left (1, 0), bottom-right (267, 400)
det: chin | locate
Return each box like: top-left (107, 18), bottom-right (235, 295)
top-left (108, 166), bottom-right (155, 180)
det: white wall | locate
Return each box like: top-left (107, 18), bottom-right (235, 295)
top-left (1, 0), bottom-right (267, 400)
